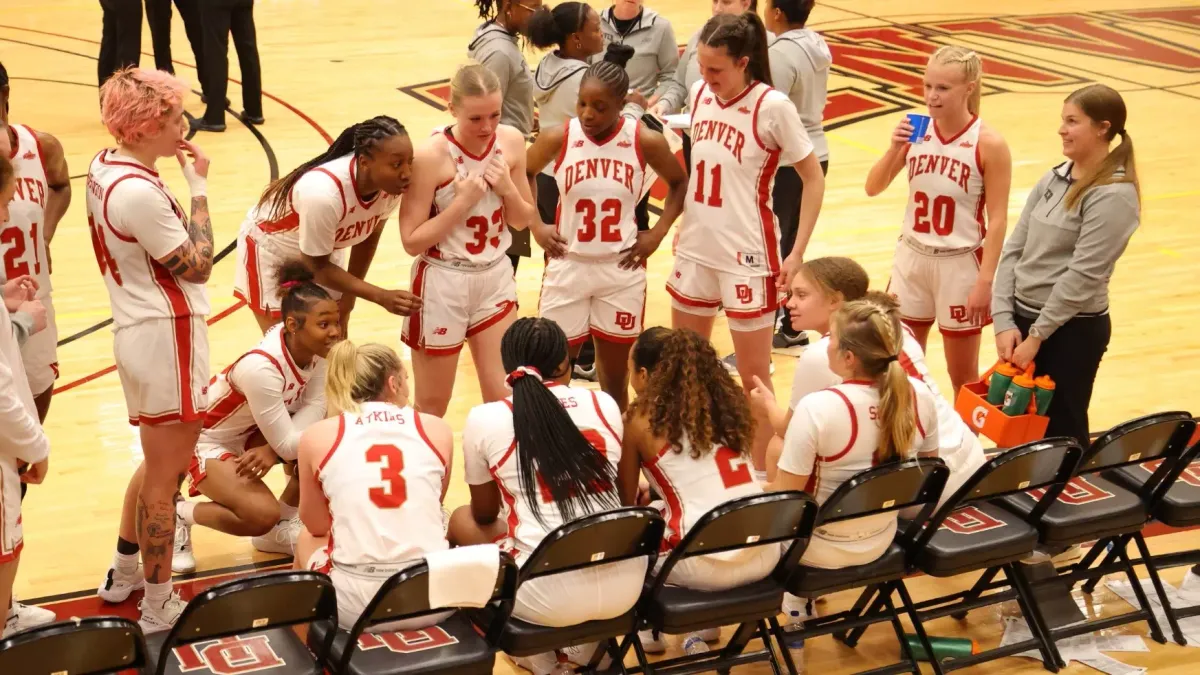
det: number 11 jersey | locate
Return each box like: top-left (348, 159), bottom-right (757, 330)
top-left (902, 116), bottom-right (986, 251)
top-left (553, 117), bottom-right (646, 259)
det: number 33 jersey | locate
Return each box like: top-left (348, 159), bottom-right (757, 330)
top-left (553, 117), bottom-right (646, 259)
top-left (426, 127), bottom-right (509, 266)
top-left (903, 116), bottom-right (986, 250)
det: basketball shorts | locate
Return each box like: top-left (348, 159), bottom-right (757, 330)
top-left (666, 257), bottom-right (779, 332)
top-left (539, 256), bottom-right (646, 346)
top-left (888, 238), bottom-right (989, 336)
top-left (402, 257), bottom-right (517, 356)
top-left (20, 293), bottom-right (58, 396)
top-left (306, 549), bottom-right (453, 631)
top-left (659, 543), bottom-right (780, 592)
top-left (185, 440), bottom-right (238, 497)
top-left (511, 554), bottom-right (648, 628)
top-left (234, 227), bottom-right (346, 317)
top-left (114, 316), bottom-right (210, 426)
top-left (0, 457), bottom-right (23, 563)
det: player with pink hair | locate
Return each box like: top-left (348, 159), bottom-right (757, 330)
top-left (87, 67), bottom-right (215, 632)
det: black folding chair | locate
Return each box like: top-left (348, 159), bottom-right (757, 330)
top-left (145, 570), bottom-right (338, 675)
top-left (621, 490), bottom-right (818, 675)
top-left (308, 552), bottom-right (519, 675)
top-left (849, 438), bottom-right (1082, 674)
top-left (0, 616), bottom-right (147, 675)
top-left (469, 506), bottom-right (664, 673)
top-left (777, 458), bottom-right (949, 675)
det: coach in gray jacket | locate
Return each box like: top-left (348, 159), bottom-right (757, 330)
top-left (597, 1), bottom-right (677, 112)
top-left (993, 84), bottom-right (1139, 447)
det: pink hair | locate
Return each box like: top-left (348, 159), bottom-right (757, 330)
top-left (99, 67), bottom-right (189, 146)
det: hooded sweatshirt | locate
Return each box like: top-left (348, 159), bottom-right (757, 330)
top-left (769, 28), bottom-right (832, 162)
top-left (533, 52), bottom-right (589, 176)
top-left (596, 6), bottom-right (680, 103)
top-left (468, 21), bottom-right (535, 138)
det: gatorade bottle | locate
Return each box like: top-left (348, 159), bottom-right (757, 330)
top-left (904, 635), bottom-right (979, 662)
top-left (1033, 375), bottom-right (1056, 416)
top-left (987, 362), bottom-right (1022, 405)
top-left (1002, 366), bottom-right (1036, 416)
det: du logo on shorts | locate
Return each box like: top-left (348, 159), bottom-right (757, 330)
top-left (949, 305), bottom-right (968, 323)
top-left (735, 284), bottom-right (753, 304)
top-left (615, 311), bottom-right (636, 331)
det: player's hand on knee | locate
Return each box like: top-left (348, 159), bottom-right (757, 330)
top-left (236, 445), bottom-right (277, 481)
top-left (995, 329), bottom-right (1021, 362)
top-left (21, 459), bottom-right (48, 485)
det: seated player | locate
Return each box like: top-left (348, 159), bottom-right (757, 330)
top-left (294, 340), bottom-right (454, 631)
top-left (449, 317), bottom-right (647, 675)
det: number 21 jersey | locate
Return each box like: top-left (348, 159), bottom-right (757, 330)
top-left (903, 116), bottom-right (986, 250)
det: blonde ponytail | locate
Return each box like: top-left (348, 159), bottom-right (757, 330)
top-left (931, 46), bottom-right (982, 116)
top-left (324, 340), bottom-right (404, 415)
top-left (450, 60), bottom-right (502, 109)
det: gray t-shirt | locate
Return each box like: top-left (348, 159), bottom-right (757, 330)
top-left (769, 29), bottom-right (831, 162)
top-left (468, 22), bottom-right (535, 138)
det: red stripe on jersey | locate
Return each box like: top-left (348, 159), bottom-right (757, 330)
top-left (446, 126), bottom-right (496, 162)
top-left (935, 115), bottom-right (978, 146)
top-left (665, 283), bottom-right (721, 308)
top-left (97, 150), bottom-right (160, 177)
top-left (488, 464), bottom-right (522, 550)
top-left (243, 235), bottom-right (265, 313)
top-left (714, 81), bottom-right (759, 110)
top-left (913, 393), bottom-right (927, 439)
top-left (691, 83), bottom-right (707, 117)
top-left (898, 351), bottom-right (921, 380)
top-left (401, 259), bottom-right (430, 352)
top-left (642, 459), bottom-right (685, 550)
top-left (258, 211), bottom-right (299, 234)
top-left (589, 391), bottom-right (620, 446)
top-left (149, 258), bottom-right (200, 421)
top-left (101, 175), bottom-right (153, 243)
top-left (413, 411), bottom-right (449, 470)
top-left (633, 120), bottom-right (646, 170)
top-left (591, 117), bottom-right (626, 147)
top-left (310, 167), bottom-right (348, 220)
top-left (203, 387), bottom-right (247, 429)
top-left (752, 94), bottom-right (783, 275)
top-left (347, 156), bottom-right (379, 209)
top-left (317, 415), bottom-right (347, 476)
top-left (278, 329), bottom-right (304, 380)
top-left (824, 389), bottom-right (858, 463)
top-left (465, 300), bottom-right (517, 338)
top-left (553, 122), bottom-right (572, 174)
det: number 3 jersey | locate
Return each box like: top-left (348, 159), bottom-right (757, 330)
top-left (553, 117), bottom-right (646, 259)
top-left (2, 124), bottom-right (51, 296)
top-left (316, 402), bottom-right (449, 566)
top-left (426, 127), bottom-right (509, 267)
top-left (903, 116), bottom-right (986, 250)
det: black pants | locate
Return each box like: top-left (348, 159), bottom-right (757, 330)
top-left (200, 0), bottom-right (262, 123)
top-left (1014, 310), bottom-right (1111, 448)
top-left (145, 0), bottom-right (206, 85)
top-left (98, 0), bottom-right (142, 86)
top-left (775, 159), bottom-right (829, 336)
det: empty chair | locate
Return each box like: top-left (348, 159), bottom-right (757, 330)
top-left (0, 616), bottom-right (147, 675)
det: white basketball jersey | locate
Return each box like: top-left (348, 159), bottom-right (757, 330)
top-left (1, 125), bottom-right (51, 296)
top-left (676, 81), bottom-right (782, 276)
top-left (317, 402), bottom-right (449, 566)
top-left (426, 127), bottom-right (509, 266)
top-left (201, 324), bottom-right (323, 452)
top-left (553, 117), bottom-right (646, 259)
top-left (903, 116), bottom-right (986, 250)
top-left (641, 434), bottom-right (761, 550)
top-left (85, 150), bottom-right (210, 327)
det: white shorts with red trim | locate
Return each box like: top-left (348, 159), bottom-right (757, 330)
top-left (666, 256), bottom-right (779, 332)
top-left (539, 256), bottom-right (646, 346)
top-left (402, 257), bottom-right (517, 356)
top-left (512, 555), bottom-right (647, 628)
top-left (114, 316), bottom-right (210, 426)
top-left (185, 440), bottom-right (239, 497)
top-left (655, 540), bottom-right (781, 592)
top-left (306, 549), bottom-right (452, 630)
top-left (888, 238), bottom-right (989, 336)
top-left (0, 457), bottom-right (23, 564)
top-left (21, 293), bottom-right (58, 397)
top-left (233, 227), bottom-right (346, 317)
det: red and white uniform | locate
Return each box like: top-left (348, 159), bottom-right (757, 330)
top-left (234, 154), bottom-right (402, 317)
top-left (462, 385), bottom-right (646, 627)
top-left (308, 401), bottom-right (450, 629)
top-left (642, 434), bottom-right (781, 591)
top-left (0, 302), bottom-right (49, 563)
top-left (85, 150), bottom-right (210, 426)
top-left (1, 125), bottom-right (58, 396)
top-left (890, 116), bottom-right (988, 335)
top-left (668, 80), bottom-right (812, 329)
top-left (779, 378), bottom-right (939, 569)
top-left (187, 324), bottom-right (327, 493)
top-left (540, 118), bottom-right (648, 345)
top-left (402, 127), bottom-right (517, 355)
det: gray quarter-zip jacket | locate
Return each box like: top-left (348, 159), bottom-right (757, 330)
top-left (661, 26), bottom-right (777, 114)
top-left (770, 28), bottom-right (831, 162)
top-left (596, 7), bottom-right (680, 103)
top-left (468, 21), bottom-right (535, 138)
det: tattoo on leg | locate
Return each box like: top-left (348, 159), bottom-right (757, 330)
top-left (137, 495), bottom-right (177, 583)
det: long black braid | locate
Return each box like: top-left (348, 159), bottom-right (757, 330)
top-left (473, 0), bottom-right (505, 21)
top-left (257, 115), bottom-right (407, 222)
top-left (582, 43), bottom-right (636, 99)
top-left (502, 318), bottom-right (620, 526)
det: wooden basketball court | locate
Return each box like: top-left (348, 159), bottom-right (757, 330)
top-left (3, 0), bottom-right (1200, 672)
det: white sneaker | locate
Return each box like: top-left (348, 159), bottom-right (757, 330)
top-left (138, 592), bottom-right (186, 633)
top-left (563, 641), bottom-right (611, 669)
top-left (638, 629), bottom-right (667, 654)
top-left (172, 518), bottom-right (195, 574)
top-left (252, 517), bottom-right (300, 555)
top-left (3, 601), bottom-right (57, 637)
top-left (97, 564), bottom-right (144, 603)
top-left (695, 627), bottom-right (721, 642)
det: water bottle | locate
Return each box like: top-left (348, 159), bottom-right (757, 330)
top-left (1001, 367), bottom-right (1036, 416)
top-left (987, 361), bottom-right (1022, 405)
top-left (904, 634), bottom-right (978, 662)
top-left (683, 634), bottom-right (710, 655)
top-left (1033, 375), bottom-right (1056, 416)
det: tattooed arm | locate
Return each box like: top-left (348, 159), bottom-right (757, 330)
top-left (156, 195), bottom-right (215, 283)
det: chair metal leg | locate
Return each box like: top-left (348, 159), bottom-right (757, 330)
top-left (951, 566), bottom-right (1001, 620)
top-left (1006, 563), bottom-right (1064, 672)
top-left (760, 620), bottom-right (784, 675)
top-left (841, 588), bottom-right (887, 647)
top-left (768, 616), bottom-right (801, 675)
top-left (1081, 536), bottom-right (1126, 594)
top-left (1132, 532), bottom-right (1188, 646)
top-left (628, 628), bottom-right (654, 675)
top-left (1117, 539), bottom-right (1168, 644)
top-left (833, 584), bottom-right (880, 643)
top-left (883, 582), bottom-right (927, 675)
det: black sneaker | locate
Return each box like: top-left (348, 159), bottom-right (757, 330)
top-left (572, 362), bottom-right (598, 382)
top-left (721, 352), bottom-right (774, 376)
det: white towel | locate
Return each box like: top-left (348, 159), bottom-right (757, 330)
top-left (425, 544), bottom-right (501, 609)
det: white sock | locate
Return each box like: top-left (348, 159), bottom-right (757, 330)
top-left (114, 551), bottom-right (139, 574)
top-left (144, 580), bottom-right (173, 605)
top-left (752, 468), bottom-right (769, 485)
top-left (278, 502), bottom-right (298, 520)
top-left (176, 501), bottom-right (197, 526)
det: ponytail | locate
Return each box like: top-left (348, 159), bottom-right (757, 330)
top-left (930, 46), bottom-right (982, 116)
top-left (502, 318), bottom-right (619, 526)
top-left (325, 341), bottom-right (404, 415)
top-left (582, 43), bottom-right (636, 99)
top-left (699, 12), bottom-right (773, 87)
top-left (1063, 84), bottom-right (1140, 212)
top-left (526, 2), bottom-right (590, 51)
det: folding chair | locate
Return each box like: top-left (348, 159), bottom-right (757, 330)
top-left (777, 458), bottom-right (949, 675)
top-left (145, 570), bottom-right (338, 675)
top-left (469, 506), bottom-right (664, 673)
top-left (308, 552), bottom-right (519, 675)
top-left (621, 490), bottom-right (818, 675)
top-left (843, 437), bottom-right (1083, 674)
top-left (0, 616), bottom-right (148, 675)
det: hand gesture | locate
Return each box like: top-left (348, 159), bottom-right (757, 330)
top-left (2, 275), bottom-right (37, 311)
top-left (531, 222), bottom-right (567, 258)
top-left (619, 229), bottom-right (666, 270)
top-left (375, 289), bottom-right (423, 317)
top-left (176, 139), bottom-right (210, 181)
top-left (748, 375), bottom-right (777, 419)
top-left (625, 89), bottom-right (649, 110)
top-left (482, 153), bottom-right (516, 198)
top-left (454, 169), bottom-right (489, 208)
top-left (18, 299), bottom-right (47, 335)
top-left (891, 116), bottom-right (915, 148)
top-left (235, 444), bottom-right (278, 481)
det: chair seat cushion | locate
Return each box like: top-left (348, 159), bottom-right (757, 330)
top-left (308, 614), bottom-right (494, 675)
top-left (641, 577), bottom-right (784, 634)
top-left (998, 476), bottom-right (1146, 546)
top-left (912, 502), bottom-right (1037, 577)
top-left (147, 627), bottom-right (316, 675)
top-left (468, 607), bottom-right (635, 658)
top-left (786, 542), bottom-right (906, 597)
top-left (1107, 461), bottom-right (1200, 527)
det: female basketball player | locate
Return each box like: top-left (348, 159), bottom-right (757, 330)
top-left (87, 67), bottom-right (214, 632)
top-left (450, 318), bottom-right (647, 674)
top-left (619, 327), bottom-right (780, 653)
top-left (656, 0), bottom-right (760, 118)
top-left (667, 12), bottom-right (825, 475)
top-left (864, 46), bottom-right (1013, 397)
top-left (0, 61), bottom-right (73, 422)
top-left (294, 340), bottom-right (454, 631)
top-left (526, 46), bottom-right (687, 410)
top-left (234, 116), bottom-right (419, 334)
top-left (397, 63), bottom-right (537, 418)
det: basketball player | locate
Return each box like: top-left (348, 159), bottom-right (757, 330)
top-left (234, 116), bottom-right (420, 334)
top-left (0, 61), bottom-right (74, 421)
top-left (865, 46), bottom-right (1013, 396)
top-left (397, 63), bottom-right (537, 418)
top-left (656, 0), bottom-right (762, 118)
top-left (87, 68), bottom-right (214, 632)
top-left (450, 318), bottom-right (647, 675)
top-left (294, 340), bottom-right (454, 631)
top-left (526, 46), bottom-right (687, 410)
top-left (667, 13), bottom-right (825, 475)
top-left (619, 327), bottom-right (780, 653)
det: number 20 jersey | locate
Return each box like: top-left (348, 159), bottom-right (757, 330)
top-left (903, 116), bottom-right (986, 250)
top-left (553, 117), bottom-right (646, 259)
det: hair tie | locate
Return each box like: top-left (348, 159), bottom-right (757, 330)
top-left (505, 365), bottom-right (543, 387)
top-left (884, 354), bottom-right (899, 364)
top-left (1117, 128), bottom-right (1127, 136)
top-left (279, 281), bottom-right (301, 291)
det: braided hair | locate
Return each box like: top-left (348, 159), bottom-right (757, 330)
top-left (257, 115), bottom-right (408, 222)
top-left (502, 318), bottom-right (620, 526)
top-left (527, 2), bottom-right (590, 51)
top-left (581, 43), bottom-right (636, 99)
top-left (274, 260), bottom-right (332, 327)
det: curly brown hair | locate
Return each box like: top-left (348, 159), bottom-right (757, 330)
top-left (628, 328), bottom-right (753, 458)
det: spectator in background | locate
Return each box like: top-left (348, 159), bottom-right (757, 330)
top-left (194, 0), bottom-right (263, 132)
top-left (145, 0), bottom-right (207, 93)
top-left (98, 0), bottom-right (143, 87)
top-left (598, 0), bottom-right (678, 115)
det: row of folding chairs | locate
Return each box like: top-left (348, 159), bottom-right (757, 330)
top-left (3, 410), bottom-right (1196, 675)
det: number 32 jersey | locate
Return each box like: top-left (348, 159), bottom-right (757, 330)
top-left (903, 116), bottom-right (986, 250)
top-left (553, 117), bottom-right (646, 259)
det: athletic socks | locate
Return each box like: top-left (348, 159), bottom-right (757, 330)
top-left (144, 580), bottom-right (173, 605)
top-left (278, 502), bottom-right (298, 521)
top-left (176, 500), bottom-right (197, 527)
